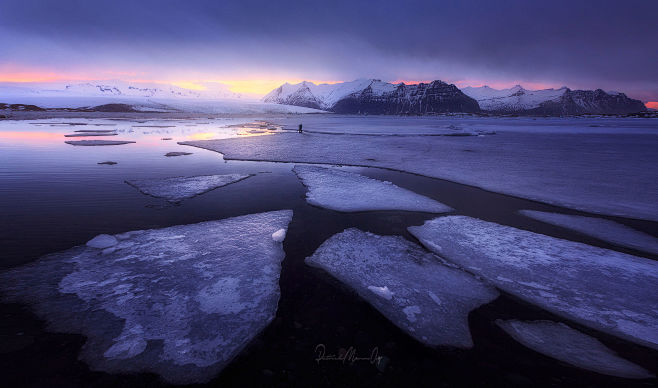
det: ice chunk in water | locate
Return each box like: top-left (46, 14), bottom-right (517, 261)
top-left (409, 216), bottom-right (658, 350)
top-left (65, 140), bottom-right (135, 146)
top-left (497, 320), bottom-right (653, 379)
top-left (86, 234), bottom-right (118, 249)
top-left (271, 228), bottom-right (287, 242)
top-left (293, 165), bottom-right (452, 213)
top-left (0, 210), bottom-right (293, 383)
top-left (520, 210), bottom-right (658, 255)
top-left (126, 174), bottom-right (252, 202)
top-left (306, 228), bottom-right (498, 347)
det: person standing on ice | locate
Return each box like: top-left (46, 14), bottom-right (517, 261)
top-left (298, 123), bottom-right (303, 133)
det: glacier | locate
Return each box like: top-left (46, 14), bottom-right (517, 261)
top-left (293, 165), bottom-right (452, 213)
top-left (305, 228), bottom-right (498, 348)
top-left (408, 216), bottom-right (658, 350)
top-left (497, 320), bottom-right (652, 379)
top-left (520, 210), bottom-right (658, 255)
top-left (125, 174), bottom-right (252, 202)
top-left (0, 210), bottom-right (293, 383)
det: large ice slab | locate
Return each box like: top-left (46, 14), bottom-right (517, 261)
top-left (408, 216), bottom-right (658, 350)
top-left (496, 320), bottom-right (652, 379)
top-left (0, 210), bottom-right (293, 383)
top-left (293, 165), bottom-right (452, 213)
top-left (306, 228), bottom-right (498, 347)
top-left (182, 122), bottom-right (658, 221)
top-left (126, 174), bottom-right (252, 202)
top-left (520, 210), bottom-right (658, 255)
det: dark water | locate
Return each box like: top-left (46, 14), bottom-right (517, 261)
top-left (1, 118), bottom-right (656, 387)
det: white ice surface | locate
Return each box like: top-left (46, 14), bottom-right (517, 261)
top-left (126, 174), bottom-right (252, 202)
top-left (497, 320), bottom-right (652, 379)
top-left (520, 210), bottom-right (658, 254)
top-left (408, 216), bottom-right (658, 350)
top-left (292, 165), bottom-right (452, 213)
top-left (0, 210), bottom-right (293, 383)
top-left (65, 140), bottom-right (136, 146)
top-left (306, 228), bottom-right (498, 347)
top-left (182, 117), bottom-right (658, 221)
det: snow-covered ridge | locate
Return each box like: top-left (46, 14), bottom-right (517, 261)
top-left (461, 85), bottom-right (567, 111)
top-left (1, 80), bottom-right (242, 100)
top-left (262, 79), bottom-right (397, 110)
top-left (461, 84), bottom-right (645, 114)
top-left (263, 79), bottom-right (478, 114)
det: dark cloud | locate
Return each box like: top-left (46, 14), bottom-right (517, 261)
top-left (1, 0), bottom-right (656, 99)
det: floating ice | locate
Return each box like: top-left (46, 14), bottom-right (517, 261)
top-left (64, 132), bottom-right (118, 137)
top-left (0, 210), bottom-right (293, 383)
top-left (126, 174), bottom-right (252, 202)
top-left (65, 140), bottom-right (135, 146)
top-left (520, 210), bottom-right (658, 255)
top-left (293, 165), bottom-right (452, 213)
top-left (409, 216), bottom-right (658, 350)
top-left (86, 234), bottom-right (118, 249)
top-left (164, 151), bottom-right (192, 157)
top-left (306, 228), bottom-right (498, 347)
top-left (271, 228), bottom-right (287, 242)
top-left (497, 320), bottom-right (653, 379)
top-left (183, 121), bottom-right (658, 221)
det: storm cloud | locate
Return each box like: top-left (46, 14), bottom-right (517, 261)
top-left (1, 0), bottom-right (656, 100)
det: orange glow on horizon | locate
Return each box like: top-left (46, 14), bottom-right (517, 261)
top-left (646, 102), bottom-right (658, 109)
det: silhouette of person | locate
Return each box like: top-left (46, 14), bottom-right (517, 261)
top-left (298, 124), bottom-right (303, 133)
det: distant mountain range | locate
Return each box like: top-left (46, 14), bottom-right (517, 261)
top-left (0, 79), bottom-right (648, 116)
top-left (0, 80), bottom-right (243, 100)
top-left (263, 79), bottom-right (646, 115)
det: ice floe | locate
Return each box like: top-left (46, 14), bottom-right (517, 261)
top-left (183, 122), bottom-right (658, 221)
top-left (0, 210), bottom-right (293, 383)
top-left (64, 132), bottom-right (118, 137)
top-left (65, 140), bottom-right (135, 146)
top-left (293, 165), bottom-right (452, 213)
top-left (164, 151), bottom-right (192, 157)
top-left (126, 173), bottom-right (252, 202)
top-left (306, 228), bottom-right (498, 347)
top-left (408, 216), bottom-right (658, 350)
top-left (497, 320), bottom-right (653, 379)
top-left (520, 210), bottom-right (658, 255)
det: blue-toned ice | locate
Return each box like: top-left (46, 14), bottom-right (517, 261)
top-left (306, 228), bottom-right (498, 347)
top-left (293, 165), bottom-right (451, 213)
top-left (409, 216), bottom-right (658, 350)
top-left (0, 210), bottom-right (293, 383)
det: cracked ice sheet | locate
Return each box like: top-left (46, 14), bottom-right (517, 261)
top-left (126, 174), bottom-right (252, 202)
top-left (306, 228), bottom-right (498, 347)
top-left (293, 165), bottom-right (451, 213)
top-left (408, 216), bottom-right (658, 350)
top-left (181, 129), bottom-right (658, 221)
top-left (520, 210), bottom-right (658, 255)
top-left (497, 320), bottom-right (652, 379)
top-left (0, 210), bottom-right (293, 384)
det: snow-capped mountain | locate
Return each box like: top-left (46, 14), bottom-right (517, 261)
top-left (1, 80), bottom-right (242, 100)
top-left (462, 85), bottom-right (645, 115)
top-left (263, 79), bottom-right (479, 114)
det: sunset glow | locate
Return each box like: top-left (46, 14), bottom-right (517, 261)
top-left (646, 101), bottom-right (658, 109)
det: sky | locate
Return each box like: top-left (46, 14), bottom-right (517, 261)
top-left (0, 0), bottom-right (656, 102)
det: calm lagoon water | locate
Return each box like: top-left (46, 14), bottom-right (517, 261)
top-left (1, 117), bottom-right (656, 387)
